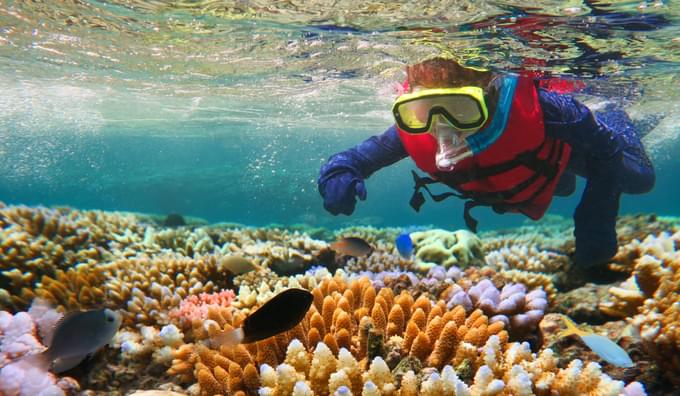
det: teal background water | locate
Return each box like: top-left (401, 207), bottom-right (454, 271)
top-left (1, 1), bottom-right (679, 230)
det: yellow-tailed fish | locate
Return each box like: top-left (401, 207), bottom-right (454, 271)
top-left (330, 236), bottom-right (374, 257)
top-left (28, 308), bottom-right (122, 373)
top-left (560, 315), bottom-right (633, 368)
top-left (211, 288), bottom-right (313, 347)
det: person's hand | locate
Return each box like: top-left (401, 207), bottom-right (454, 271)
top-left (318, 170), bottom-right (367, 215)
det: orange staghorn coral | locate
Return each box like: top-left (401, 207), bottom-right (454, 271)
top-left (168, 275), bottom-right (515, 395)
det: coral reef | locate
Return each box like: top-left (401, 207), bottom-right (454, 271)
top-left (624, 232), bottom-right (680, 385)
top-left (167, 275), bottom-right (514, 394)
top-left (0, 205), bottom-right (147, 310)
top-left (1, 204), bottom-right (678, 394)
top-left (484, 245), bottom-right (568, 300)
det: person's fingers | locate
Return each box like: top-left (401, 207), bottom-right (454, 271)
top-left (355, 180), bottom-right (367, 201)
top-left (324, 201), bottom-right (341, 215)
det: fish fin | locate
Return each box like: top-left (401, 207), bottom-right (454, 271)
top-left (559, 315), bottom-right (584, 338)
top-left (52, 354), bottom-right (87, 373)
top-left (210, 327), bottom-right (244, 348)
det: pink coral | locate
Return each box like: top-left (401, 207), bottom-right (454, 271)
top-left (170, 289), bottom-right (236, 325)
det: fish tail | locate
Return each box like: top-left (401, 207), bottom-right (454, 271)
top-left (210, 327), bottom-right (244, 348)
top-left (559, 315), bottom-right (582, 338)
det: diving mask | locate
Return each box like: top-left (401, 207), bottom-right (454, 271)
top-left (392, 86), bottom-right (489, 134)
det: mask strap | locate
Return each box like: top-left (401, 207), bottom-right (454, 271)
top-left (466, 76), bottom-right (518, 154)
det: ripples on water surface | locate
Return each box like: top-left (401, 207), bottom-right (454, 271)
top-left (0, 1), bottom-right (679, 226)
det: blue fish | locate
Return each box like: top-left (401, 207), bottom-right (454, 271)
top-left (395, 232), bottom-right (414, 259)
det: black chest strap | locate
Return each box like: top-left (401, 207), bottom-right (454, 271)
top-left (408, 170), bottom-right (482, 231)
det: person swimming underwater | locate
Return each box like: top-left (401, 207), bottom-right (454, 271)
top-left (318, 57), bottom-right (655, 283)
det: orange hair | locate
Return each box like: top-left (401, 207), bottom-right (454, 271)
top-left (406, 58), bottom-right (494, 91)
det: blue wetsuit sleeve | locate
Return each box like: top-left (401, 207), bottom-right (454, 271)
top-left (320, 125), bottom-right (408, 179)
top-left (317, 125), bottom-right (408, 215)
top-left (539, 89), bottom-right (624, 266)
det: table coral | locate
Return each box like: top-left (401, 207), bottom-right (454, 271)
top-left (32, 253), bottom-right (238, 326)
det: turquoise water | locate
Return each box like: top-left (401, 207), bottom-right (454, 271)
top-left (1, 1), bottom-right (679, 229)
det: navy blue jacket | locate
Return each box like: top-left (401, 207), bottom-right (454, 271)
top-left (318, 88), bottom-right (655, 267)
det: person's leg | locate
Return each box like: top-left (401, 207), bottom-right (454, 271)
top-left (595, 106), bottom-right (655, 194)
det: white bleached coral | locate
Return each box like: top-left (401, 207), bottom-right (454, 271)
top-left (254, 337), bottom-right (647, 396)
top-left (0, 304), bottom-right (79, 396)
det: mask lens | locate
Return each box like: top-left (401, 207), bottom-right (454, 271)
top-left (395, 93), bottom-right (484, 133)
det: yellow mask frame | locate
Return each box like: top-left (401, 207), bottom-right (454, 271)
top-left (392, 86), bottom-right (489, 134)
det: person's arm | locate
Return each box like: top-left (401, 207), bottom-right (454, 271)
top-left (318, 125), bottom-right (408, 215)
top-left (539, 89), bottom-right (625, 267)
top-left (320, 125), bottom-right (408, 179)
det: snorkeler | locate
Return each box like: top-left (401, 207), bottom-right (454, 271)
top-left (318, 57), bottom-right (655, 281)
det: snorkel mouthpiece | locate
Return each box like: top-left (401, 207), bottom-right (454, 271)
top-left (433, 120), bottom-right (472, 171)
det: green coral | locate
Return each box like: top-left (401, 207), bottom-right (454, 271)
top-left (410, 229), bottom-right (484, 269)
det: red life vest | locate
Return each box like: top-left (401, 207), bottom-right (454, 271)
top-left (398, 77), bottom-right (572, 230)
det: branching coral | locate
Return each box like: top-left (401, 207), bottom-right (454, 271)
top-left (484, 245), bottom-right (568, 300)
top-left (257, 335), bottom-right (646, 396)
top-left (30, 254), bottom-right (238, 326)
top-left (601, 232), bottom-right (679, 318)
top-left (623, 232), bottom-right (680, 384)
top-left (0, 205), bottom-right (144, 309)
top-left (167, 275), bottom-right (512, 395)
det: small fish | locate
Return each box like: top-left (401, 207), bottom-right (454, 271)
top-left (30, 308), bottom-right (122, 373)
top-left (395, 232), bottom-right (414, 259)
top-left (560, 315), bottom-right (633, 368)
top-left (162, 213), bottom-right (186, 227)
top-left (330, 237), bottom-right (374, 257)
top-left (211, 288), bottom-right (313, 347)
top-left (222, 255), bottom-right (259, 275)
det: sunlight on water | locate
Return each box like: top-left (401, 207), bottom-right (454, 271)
top-left (0, 0), bottom-right (678, 226)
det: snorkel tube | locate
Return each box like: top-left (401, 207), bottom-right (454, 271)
top-left (432, 117), bottom-right (473, 171)
top-left (433, 75), bottom-right (519, 171)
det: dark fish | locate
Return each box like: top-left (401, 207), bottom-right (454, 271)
top-left (395, 232), bottom-right (414, 259)
top-left (211, 288), bottom-right (313, 346)
top-left (330, 236), bottom-right (374, 257)
top-left (29, 308), bottom-right (121, 373)
top-left (163, 213), bottom-right (186, 227)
